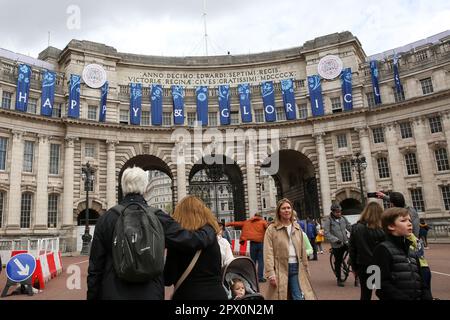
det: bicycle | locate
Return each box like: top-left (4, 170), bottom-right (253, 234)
top-left (329, 247), bottom-right (351, 282)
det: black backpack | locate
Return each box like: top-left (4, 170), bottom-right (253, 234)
top-left (111, 202), bottom-right (165, 283)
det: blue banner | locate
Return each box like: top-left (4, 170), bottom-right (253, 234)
top-left (40, 70), bottom-right (55, 117)
top-left (196, 86), bottom-right (208, 126)
top-left (99, 82), bottom-right (108, 122)
top-left (15, 64), bottom-right (31, 112)
top-left (261, 81), bottom-right (276, 122)
top-left (151, 84), bottom-right (163, 126)
top-left (307, 75), bottom-right (325, 117)
top-left (68, 74), bottom-right (81, 118)
top-left (172, 85), bottom-right (185, 125)
top-left (238, 83), bottom-right (252, 123)
top-left (370, 60), bottom-right (382, 105)
top-left (393, 54), bottom-right (403, 94)
top-left (129, 83), bottom-right (142, 125)
top-left (281, 79), bottom-right (297, 120)
top-left (340, 68), bottom-right (353, 111)
top-left (218, 85), bottom-right (230, 125)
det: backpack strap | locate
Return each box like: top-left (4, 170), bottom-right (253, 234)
top-left (173, 250), bottom-right (202, 293)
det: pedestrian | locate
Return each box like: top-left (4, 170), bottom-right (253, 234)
top-left (226, 212), bottom-right (268, 282)
top-left (315, 219), bottom-right (325, 254)
top-left (323, 203), bottom-right (352, 287)
top-left (348, 202), bottom-right (385, 300)
top-left (87, 166), bottom-right (216, 300)
top-left (217, 221), bottom-right (235, 267)
top-left (230, 278), bottom-right (246, 299)
top-left (419, 218), bottom-right (430, 248)
top-left (263, 198), bottom-right (317, 300)
top-left (372, 207), bottom-right (432, 300)
top-left (164, 196), bottom-right (228, 300)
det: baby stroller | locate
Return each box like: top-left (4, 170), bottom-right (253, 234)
top-left (222, 256), bottom-right (265, 300)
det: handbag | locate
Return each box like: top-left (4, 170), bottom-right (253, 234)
top-left (172, 250), bottom-right (202, 295)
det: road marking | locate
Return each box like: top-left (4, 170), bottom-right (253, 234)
top-left (72, 260), bottom-right (89, 265)
top-left (431, 271), bottom-right (450, 277)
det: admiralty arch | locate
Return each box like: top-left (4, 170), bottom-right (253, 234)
top-left (0, 30), bottom-right (449, 252)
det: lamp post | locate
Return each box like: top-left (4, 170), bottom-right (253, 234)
top-left (351, 152), bottom-right (367, 208)
top-left (80, 162), bottom-right (95, 256)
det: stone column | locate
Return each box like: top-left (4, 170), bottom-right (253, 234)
top-left (314, 132), bottom-right (331, 215)
top-left (384, 123), bottom-right (407, 196)
top-left (62, 136), bottom-right (77, 227)
top-left (175, 141), bottom-right (187, 202)
top-left (412, 117), bottom-right (440, 212)
top-left (246, 140), bottom-right (258, 216)
top-left (355, 126), bottom-right (377, 195)
top-left (6, 130), bottom-right (24, 229)
top-left (106, 140), bottom-right (118, 209)
top-left (34, 134), bottom-right (50, 229)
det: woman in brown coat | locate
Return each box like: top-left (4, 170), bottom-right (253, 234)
top-left (263, 198), bottom-right (317, 300)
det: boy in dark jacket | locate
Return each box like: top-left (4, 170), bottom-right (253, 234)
top-left (372, 207), bottom-right (432, 300)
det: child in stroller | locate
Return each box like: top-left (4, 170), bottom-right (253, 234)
top-left (222, 256), bottom-right (265, 300)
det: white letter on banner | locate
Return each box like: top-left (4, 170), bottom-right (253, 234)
top-left (286, 103), bottom-right (293, 112)
top-left (265, 105), bottom-right (274, 114)
top-left (344, 94), bottom-right (352, 103)
top-left (102, 105), bottom-right (106, 113)
top-left (43, 98), bottom-right (52, 109)
top-left (243, 106), bottom-right (250, 115)
top-left (374, 87), bottom-right (380, 97)
top-left (221, 109), bottom-right (229, 118)
top-left (174, 109), bottom-right (182, 118)
top-left (133, 107), bottom-right (139, 117)
top-left (18, 92), bottom-right (27, 103)
top-left (70, 100), bottom-right (77, 109)
top-left (315, 99), bottom-right (320, 109)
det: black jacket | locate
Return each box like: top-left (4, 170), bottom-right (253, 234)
top-left (372, 234), bottom-right (432, 300)
top-left (348, 222), bottom-right (385, 271)
top-left (87, 194), bottom-right (216, 300)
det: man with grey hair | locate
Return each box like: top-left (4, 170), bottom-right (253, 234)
top-left (87, 166), bottom-right (216, 300)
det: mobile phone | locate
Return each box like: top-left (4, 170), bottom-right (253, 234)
top-left (367, 192), bottom-right (378, 198)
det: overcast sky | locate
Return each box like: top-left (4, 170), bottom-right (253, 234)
top-left (1, 0), bottom-right (449, 58)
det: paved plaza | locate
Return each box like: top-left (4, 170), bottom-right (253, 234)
top-left (1, 243), bottom-right (449, 300)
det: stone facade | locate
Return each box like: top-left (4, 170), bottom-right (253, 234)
top-left (0, 30), bottom-right (450, 252)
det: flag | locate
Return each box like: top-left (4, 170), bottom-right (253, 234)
top-left (151, 84), bottom-right (163, 126)
top-left (15, 64), bottom-right (31, 112)
top-left (129, 83), bottom-right (142, 125)
top-left (68, 74), bottom-right (81, 118)
top-left (218, 85), bottom-right (230, 125)
top-left (41, 70), bottom-right (55, 116)
top-left (281, 79), bottom-right (297, 120)
top-left (307, 75), bottom-right (325, 117)
top-left (238, 83), bottom-right (252, 123)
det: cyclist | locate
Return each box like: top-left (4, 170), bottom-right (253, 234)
top-left (323, 203), bottom-right (351, 287)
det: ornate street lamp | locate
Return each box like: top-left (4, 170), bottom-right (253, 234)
top-left (80, 162), bottom-right (95, 256)
top-left (351, 152), bottom-right (367, 208)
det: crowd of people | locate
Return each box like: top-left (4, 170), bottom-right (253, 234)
top-left (86, 165), bottom-right (435, 301)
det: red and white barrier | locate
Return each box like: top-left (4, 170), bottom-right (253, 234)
top-left (231, 239), bottom-right (251, 256)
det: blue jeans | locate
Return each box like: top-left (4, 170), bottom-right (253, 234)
top-left (288, 263), bottom-right (304, 300)
top-left (250, 241), bottom-right (264, 280)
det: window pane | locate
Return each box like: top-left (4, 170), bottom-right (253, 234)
top-left (254, 109), bottom-right (264, 123)
top-left (400, 122), bottom-right (413, 139)
top-left (88, 105), bottom-right (97, 120)
top-left (276, 107), bottom-right (286, 121)
top-left (2, 92), bottom-right (12, 109)
top-left (441, 186), bottom-right (450, 210)
top-left (410, 189), bottom-right (425, 212)
top-left (298, 103), bottom-right (308, 119)
top-left (23, 141), bottom-right (34, 172)
top-left (331, 97), bottom-right (342, 113)
top-left (337, 134), bottom-right (347, 148)
top-left (48, 194), bottom-right (58, 228)
top-left (341, 161), bottom-right (352, 182)
top-left (372, 127), bottom-right (385, 144)
top-left (405, 153), bottom-right (419, 175)
top-left (0, 192), bottom-right (4, 228)
top-left (119, 110), bottom-right (129, 123)
top-left (377, 157), bottom-right (390, 178)
top-left (163, 112), bottom-right (172, 126)
top-left (49, 144), bottom-right (60, 174)
top-left (141, 111), bottom-right (150, 126)
top-left (429, 116), bottom-right (443, 133)
top-left (0, 137), bottom-right (8, 170)
top-left (85, 143), bottom-right (96, 158)
top-left (28, 98), bottom-right (37, 114)
top-left (20, 193), bottom-right (32, 228)
top-left (435, 148), bottom-right (450, 171)
top-left (420, 78), bottom-right (434, 95)
top-left (208, 112), bottom-right (217, 126)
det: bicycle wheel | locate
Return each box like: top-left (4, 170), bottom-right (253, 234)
top-left (329, 251), bottom-right (336, 273)
top-left (341, 251), bottom-right (350, 282)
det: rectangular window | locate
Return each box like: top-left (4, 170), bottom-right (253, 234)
top-left (372, 127), bottom-right (385, 144)
top-left (187, 112), bottom-right (196, 126)
top-left (393, 87), bottom-right (406, 103)
top-left (404, 153), bottom-right (419, 175)
top-left (298, 103), bottom-right (308, 119)
top-left (88, 105), bottom-right (97, 121)
top-left (366, 92), bottom-right (376, 108)
top-left (276, 107), bottom-right (286, 121)
top-left (429, 116), bottom-right (443, 133)
top-left (49, 144), bottom-right (60, 175)
top-left (0, 137), bottom-right (7, 170)
top-left (208, 112), bottom-right (217, 126)
top-left (410, 189), bottom-right (425, 212)
top-left (163, 112), bottom-right (172, 126)
top-left (28, 98), bottom-right (37, 114)
top-left (0, 192), bottom-right (4, 228)
top-left (435, 148), bottom-right (450, 171)
top-left (228, 201), bottom-right (234, 211)
top-left (20, 193), bottom-right (32, 228)
top-left (48, 194), bottom-right (58, 228)
top-left (52, 104), bottom-right (62, 118)
top-left (331, 97), bottom-right (342, 113)
top-left (420, 78), bottom-right (434, 95)
top-left (23, 141), bottom-right (34, 173)
top-left (415, 50), bottom-right (428, 62)
top-left (141, 111), bottom-right (150, 126)
top-left (119, 109), bottom-right (129, 124)
top-left (254, 109), bottom-right (264, 123)
top-left (230, 112), bottom-right (239, 125)
top-left (85, 143), bottom-right (96, 158)
top-left (1, 91), bottom-right (12, 109)
top-left (337, 134), bottom-right (348, 148)
top-left (400, 122), bottom-right (413, 139)
top-left (340, 161), bottom-right (352, 182)
top-left (377, 157), bottom-right (390, 178)
top-left (441, 185), bottom-right (450, 210)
